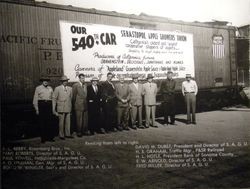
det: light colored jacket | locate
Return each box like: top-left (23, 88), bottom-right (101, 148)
top-left (53, 85), bottom-right (72, 113)
top-left (143, 82), bottom-right (157, 105)
top-left (72, 82), bottom-right (87, 111)
top-left (128, 82), bottom-right (143, 106)
top-left (115, 83), bottom-right (130, 107)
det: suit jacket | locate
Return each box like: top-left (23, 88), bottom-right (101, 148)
top-left (143, 82), bottom-right (157, 105)
top-left (101, 81), bottom-right (117, 105)
top-left (72, 82), bottom-right (87, 111)
top-left (115, 83), bottom-right (130, 107)
top-left (53, 85), bottom-right (72, 113)
top-left (160, 79), bottom-right (176, 101)
top-left (128, 82), bottom-right (143, 106)
top-left (87, 84), bottom-right (102, 114)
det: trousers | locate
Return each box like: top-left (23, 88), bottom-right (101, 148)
top-left (185, 93), bottom-right (196, 122)
top-left (58, 112), bottom-right (71, 137)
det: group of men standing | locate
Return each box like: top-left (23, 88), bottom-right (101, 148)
top-left (33, 71), bottom-right (198, 143)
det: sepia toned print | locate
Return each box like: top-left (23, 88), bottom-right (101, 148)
top-left (1, 1), bottom-right (250, 189)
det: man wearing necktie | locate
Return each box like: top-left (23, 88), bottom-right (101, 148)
top-left (53, 75), bottom-right (73, 140)
top-left (143, 74), bottom-right (158, 128)
top-left (72, 73), bottom-right (88, 137)
top-left (87, 77), bottom-right (105, 134)
top-left (115, 75), bottom-right (130, 131)
top-left (101, 72), bottom-right (118, 132)
top-left (128, 74), bottom-right (144, 129)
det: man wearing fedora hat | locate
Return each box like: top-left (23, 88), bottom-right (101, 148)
top-left (129, 74), bottom-right (144, 129)
top-left (53, 75), bottom-right (73, 139)
top-left (115, 75), bottom-right (130, 131)
top-left (143, 74), bottom-right (158, 128)
top-left (87, 76), bottom-right (106, 134)
top-left (33, 76), bottom-right (54, 143)
top-left (182, 74), bottom-right (198, 124)
top-left (160, 71), bottom-right (176, 125)
top-left (72, 73), bottom-right (88, 137)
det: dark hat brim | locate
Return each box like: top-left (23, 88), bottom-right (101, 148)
top-left (40, 78), bottom-right (50, 81)
top-left (147, 76), bottom-right (154, 79)
top-left (60, 79), bottom-right (70, 81)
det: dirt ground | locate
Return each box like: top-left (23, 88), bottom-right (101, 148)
top-left (2, 107), bottom-right (250, 189)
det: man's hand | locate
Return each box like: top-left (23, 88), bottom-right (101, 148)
top-left (121, 99), bottom-right (127, 103)
top-left (53, 111), bottom-right (59, 117)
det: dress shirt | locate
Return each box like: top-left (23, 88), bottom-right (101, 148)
top-left (108, 81), bottom-right (115, 89)
top-left (133, 82), bottom-right (139, 90)
top-left (92, 85), bottom-right (98, 93)
top-left (182, 80), bottom-right (198, 95)
top-left (33, 85), bottom-right (53, 111)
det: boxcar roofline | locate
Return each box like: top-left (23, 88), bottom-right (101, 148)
top-left (1, 0), bottom-right (236, 30)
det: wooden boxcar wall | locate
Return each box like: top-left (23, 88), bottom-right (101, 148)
top-left (0, 1), bottom-right (237, 104)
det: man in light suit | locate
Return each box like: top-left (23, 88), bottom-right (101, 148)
top-left (72, 73), bottom-right (88, 137)
top-left (53, 75), bottom-right (73, 140)
top-left (129, 74), bottom-right (144, 129)
top-left (143, 74), bottom-right (158, 128)
top-left (115, 75), bottom-right (130, 131)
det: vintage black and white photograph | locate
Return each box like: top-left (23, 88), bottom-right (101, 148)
top-left (1, 0), bottom-right (250, 188)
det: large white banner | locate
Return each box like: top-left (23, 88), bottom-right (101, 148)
top-left (60, 21), bottom-right (194, 81)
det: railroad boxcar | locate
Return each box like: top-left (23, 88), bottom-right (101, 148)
top-left (0, 0), bottom-right (241, 139)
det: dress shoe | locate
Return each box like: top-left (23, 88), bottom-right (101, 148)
top-left (100, 128), bottom-right (106, 134)
top-left (83, 131), bottom-right (91, 136)
top-left (144, 125), bottom-right (149, 128)
top-left (77, 134), bottom-right (83, 137)
top-left (170, 122), bottom-right (176, 125)
top-left (192, 121), bottom-right (197, 125)
top-left (123, 127), bottom-right (130, 131)
top-left (151, 125), bottom-right (158, 128)
top-left (59, 137), bottom-right (65, 140)
top-left (138, 125), bottom-right (145, 129)
top-left (111, 128), bottom-right (118, 132)
top-left (186, 121), bottom-right (191, 125)
top-left (117, 126), bottom-right (123, 131)
top-left (65, 136), bottom-right (74, 139)
top-left (131, 125), bottom-right (137, 130)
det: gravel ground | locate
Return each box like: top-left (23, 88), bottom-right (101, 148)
top-left (2, 108), bottom-right (250, 189)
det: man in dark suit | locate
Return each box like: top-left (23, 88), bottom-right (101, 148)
top-left (101, 72), bottom-right (118, 132)
top-left (160, 71), bottom-right (176, 125)
top-left (87, 77), bottom-right (105, 134)
top-left (72, 73), bottom-right (88, 137)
